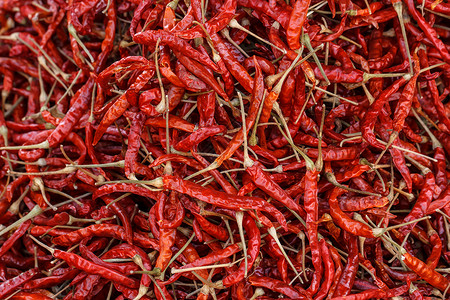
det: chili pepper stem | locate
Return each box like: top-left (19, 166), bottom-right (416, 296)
top-left (411, 108), bottom-right (442, 149)
top-left (305, 82), bottom-right (359, 105)
top-left (29, 235), bottom-right (55, 254)
top-left (267, 227), bottom-right (301, 284)
top-left (375, 138), bottom-right (438, 162)
top-left (265, 44), bottom-right (323, 87)
top-left (363, 72), bottom-right (411, 82)
top-left (404, 155), bottom-right (431, 175)
top-left (68, 24), bottom-right (94, 63)
top-left (71, 161), bottom-right (125, 168)
top-left (130, 269), bottom-right (162, 275)
top-left (222, 28), bottom-right (249, 58)
top-left (250, 288), bottom-right (265, 300)
top-left (161, 232), bottom-right (196, 279)
top-left (249, 90), bottom-right (267, 146)
top-left (228, 19), bottom-right (287, 55)
top-left (326, 172), bottom-right (382, 197)
top-left (184, 161), bottom-right (219, 180)
top-left (9, 166), bottom-right (77, 176)
top-left (235, 211), bottom-right (248, 277)
top-left (273, 103), bottom-right (300, 162)
top-left (0, 140), bottom-right (49, 150)
top-left (372, 216), bottom-right (431, 237)
top-left (374, 131), bottom-right (399, 166)
top-left (393, 1), bottom-right (414, 74)
top-left (316, 104), bottom-right (326, 172)
top-left (303, 31), bottom-right (330, 85)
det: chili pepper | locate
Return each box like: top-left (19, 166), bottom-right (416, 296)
top-left (315, 239), bottom-right (335, 300)
top-left (392, 73), bottom-right (419, 134)
top-left (243, 56), bottom-right (276, 75)
top-left (0, 219), bottom-right (31, 257)
top-left (246, 161), bottom-right (306, 216)
top-left (52, 224), bottom-right (159, 250)
top-left (223, 213), bottom-right (260, 286)
top-left (303, 165), bottom-right (323, 296)
top-left (9, 292), bottom-right (54, 300)
top-left (157, 175), bottom-right (287, 229)
top-left (427, 186), bottom-right (450, 214)
top-left (315, 15), bottom-right (348, 43)
top-left (23, 268), bottom-right (80, 289)
top-left (0, 268), bottom-right (39, 298)
top-left (173, 125), bottom-right (226, 152)
top-left (399, 171), bottom-right (435, 236)
top-left (402, 249), bottom-right (450, 292)
top-left (332, 232), bottom-right (359, 297)
top-left (418, 47), bottom-right (450, 133)
top-left (165, 243), bottom-right (241, 284)
top-left (237, 0), bottom-right (291, 29)
top-left (368, 45), bottom-right (398, 70)
top-left (331, 283), bottom-right (409, 300)
top-left (134, 30), bottom-right (218, 72)
top-left (348, 2), bottom-right (384, 16)
top-left (249, 275), bottom-right (311, 299)
top-left (338, 195), bottom-right (389, 211)
top-left (210, 58), bottom-right (263, 169)
top-left (175, 0), bottom-right (237, 40)
top-left (209, 31), bottom-right (254, 93)
top-left (286, 0), bottom-right (311, 50)
top-left (405, 0), bottom-right (450, 64)
top-left (124, 112), bottom-right (146, 180)
top-left (174, 51), bottom-right (228, 101)
top-left (329, 188), bottom-right (375, 238)
top-left (94, 69), bottom-right (154, 145)
top-left (43, 243), bottom-right (139, 288)
top-left (362, 75), bottom-right (410, 149)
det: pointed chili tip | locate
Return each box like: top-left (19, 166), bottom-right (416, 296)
top-left (92, 131), bottom-right (102, 146)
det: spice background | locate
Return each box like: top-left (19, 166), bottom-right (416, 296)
top-left (0, 0), bottom-right (449, 299)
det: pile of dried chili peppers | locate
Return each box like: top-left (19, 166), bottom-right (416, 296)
top-left (0, 0), bottom-right (449, 299)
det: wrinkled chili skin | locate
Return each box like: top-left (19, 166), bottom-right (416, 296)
top-left (162, 175), bottom-right (288, 229)
top-left (333, 233), bottom-right (359, 297)
top-left (1, 0), bottom-right (450, 299)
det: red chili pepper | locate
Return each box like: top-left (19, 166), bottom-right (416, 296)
top-left (332, 232), bottom-right (360, 297)
top-left (173, 125), bottom-right (226, 152)
top-left (134, 30), bottom-right (218, 72)
top-left (362, 75), bottom-right (409, 149)
top-left (286, 0), bottom-right (311, 50)
top-left (404, 0), bottom-right (450, 64)
top-left (249, 275), bottom-right (312, 299)
top-left (52, 224), bottom-right (159, 250)
top-left (0, 219), bottom-right (31, 257)
top-left (328, 188), bottom-right (375, 238)
top-left (402, 250), bottom-right (450, 292)
top-left (158, 175), bottom-right (287, 229)
top-left (0, 268), bottom-right (40, 298)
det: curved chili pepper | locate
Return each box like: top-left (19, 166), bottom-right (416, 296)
top-left (404, 0), bottom-right (450, 64)
top-left (402, 250), bottom-right (450, 292)
top-left (134, 30), bottom-right (218, 72)
top-left (332, 232), bottom-right (359, 297)
top-left (173, 125), bottom-right (226, 152)
top-left (329, 188), bottom-right (375, 238)
top-left (249, 275), bottom-right (311, 299)
top-left (209, 32), bottom-right (254, 93)
top-left (160, 175), bottom-right (287, 229)
top-left (0, 268), bottom-right (40, 298)
top-left (52, 224), bottom-right (159, 250)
